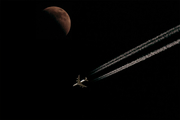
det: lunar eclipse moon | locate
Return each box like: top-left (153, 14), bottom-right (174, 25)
top-left (43, 6), bottom-right (71, 36)
top-left (37, 6), bottom-right (71, 39)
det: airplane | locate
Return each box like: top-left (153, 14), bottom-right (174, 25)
top-left (73, 75), bottom-right (88, 88)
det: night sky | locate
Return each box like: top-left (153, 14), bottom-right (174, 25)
top-left (1, 0), bottom-right (180, 119)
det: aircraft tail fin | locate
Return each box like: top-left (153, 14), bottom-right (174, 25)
top-left (84, 77), bottom-right (88, 81)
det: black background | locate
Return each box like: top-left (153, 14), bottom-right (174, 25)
top-left (1, 0), bottom-right (180, 119)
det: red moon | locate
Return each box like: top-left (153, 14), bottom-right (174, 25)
top-left (43, 6), bottom-right (71, 36)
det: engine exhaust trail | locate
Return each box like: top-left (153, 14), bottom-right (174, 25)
top-left (90, 24), bottom-right (180, 75)
top-left (93, 39), bottom-right (180, 81)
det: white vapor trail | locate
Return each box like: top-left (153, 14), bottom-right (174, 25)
top-left (93, 39), bottom-right (180, 81)
top-left (90, 24), bottom-right (180, 75)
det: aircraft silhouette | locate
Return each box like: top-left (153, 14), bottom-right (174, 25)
top-left (73, 75), bottom-right (88, 88)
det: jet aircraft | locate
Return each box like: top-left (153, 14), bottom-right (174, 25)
top-left (73, 75), bottom-right (88, 88)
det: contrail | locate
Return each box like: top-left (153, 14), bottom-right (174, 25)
top-left (93, 39), bottom-right (180, 81)
top-left (90, 24), bottom-right (180, 75)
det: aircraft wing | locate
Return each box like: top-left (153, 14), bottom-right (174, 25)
top-left (77, 75), bottom-right (80, 80)
top-left (79, 83), bottom-right (87, 88)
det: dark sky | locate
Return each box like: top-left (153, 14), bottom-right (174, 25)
top-left (1, 0), bottom-right (180, 119)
